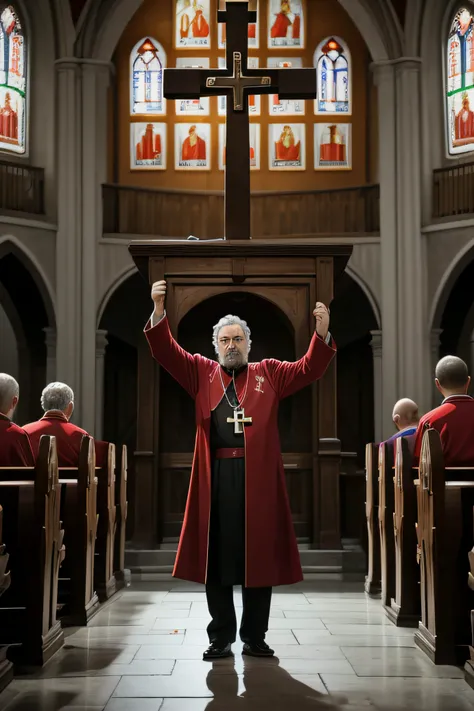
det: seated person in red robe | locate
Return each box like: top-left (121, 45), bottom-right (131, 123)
top-left (385, 398), bottom-right (419, 444)
top-left (0, 373), bottom-right (34, 466)
top-left (23, 382), bottom-right (89, 466)
top-left (413, 356), bottom-right (474, 466)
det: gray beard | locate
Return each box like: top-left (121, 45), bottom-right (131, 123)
top-left (219, 352), bottom-right (248, 370)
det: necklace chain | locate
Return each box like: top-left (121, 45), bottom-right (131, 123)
top-left (219, 366), bottom-right (249, 411)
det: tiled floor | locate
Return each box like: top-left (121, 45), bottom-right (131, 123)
top-left (1, 581), bottom-right (474, 710)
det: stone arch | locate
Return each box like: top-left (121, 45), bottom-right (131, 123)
top-left (345, 264), bottom-right (381, 329)
top-left (0, 235), bottom-right (55, 327)
top-left (337, 0), bottom-right (402, 61)
top-left (81, 0), bottom-right (397, 64)
top-left (429, 237), bottom-right (474, 331)
top-left (97, 264), bottom-right (138, 328)
top-left (0, 236), bottom-right (56, 422)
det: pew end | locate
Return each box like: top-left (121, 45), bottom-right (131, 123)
top-left (414, 429), bottom-right (474, 665)
top-left (378, 441), bottom-right (396, 618)
top-left (388, 435), bottom-right (420, 628)
top-left (364, 443), bottom-right (381, 597)
top-left (94, 441), bottom-right (118, 602)
top-left (114, 445), bottom-right (131, 588)
top-left (0, 506), bottom-right (12, 691)
top-left (465, 549), bottom-right (474, 689)
top-left (0, 435), bottom-right (64, 666)
top-left (57, 435), bottom-right (100, 627)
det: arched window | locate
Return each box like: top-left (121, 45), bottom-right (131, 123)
top-left (130, 37), bottom-right (166, 115)
top-left (0, 5), bottom-right (26, 154)
top-left (313, 36), bottom-right (351, 115)
top-left (446, 8), bottom-right (474, 155)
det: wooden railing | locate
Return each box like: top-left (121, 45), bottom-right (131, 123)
top-left (433, 160), bottom-right (474, 218)
top-left (102, 183), bottom-right (380, 237)
top-left (0, 159), bottom-right (44, 215)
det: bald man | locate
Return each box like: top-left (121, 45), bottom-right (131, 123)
top-left (413, 355), bottom-right (474, 466)
top-left (387, 398), bottom-right (419, 442)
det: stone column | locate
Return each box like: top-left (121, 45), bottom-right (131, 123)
top-left (95, 330), bottom-right (108, 440)
top-left (55, 61), bottom-right (81, 408)
top-left (431, 328), bottom-right (443, 408)
top-left (43, 327), bottom-right (57, 385)
top-left (372, 58), bottom-right (430, 439)
top-left (80, 61), bottom-right (112, 433)
top-left (394, 59), bottom-right (430, 414)
top-left (370, 330), bottom-right (383, 443)
top-left (54, 58), bottom-right (112, 430)
top-left (372, 63), bottom-right (398, 440)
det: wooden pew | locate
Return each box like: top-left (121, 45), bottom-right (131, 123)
top-left (0, 436), bottom-right (64, 665)
top-left (389, 435), bottom-right (420, 627)
top-left (0, 506), bottom-right (12, 691)
top-left (364, 443), bottom-right (381, 597)
top-left (465, 549), bottom-right (474, 689)
top-left (94, 441), bottom-right (117, 601)
top-left (414, 428), bottom-right (474, 664)
top-left (58, 435), bottom-right (100, 626)
top-left (378, 442), bottom-right (395, 615)
top-left (114, 445), bottom-right (130, 588)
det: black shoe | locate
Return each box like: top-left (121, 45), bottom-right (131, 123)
top-left (242, 640), bottom-right (274, 657)
top-left (203, 641), bottom-right (233, 660)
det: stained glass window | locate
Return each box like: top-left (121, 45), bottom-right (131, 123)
top-left (0, 5), bottom-right (26, 154)
top-left (446, 8), bottom-right (474, 155)
top-left (314, 36), bottom-right (351, 115)
top-left (130, 37), bottom-right (166, 115)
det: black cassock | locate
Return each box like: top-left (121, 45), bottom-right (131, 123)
top-left (205, 369), bottom-right (272, 646)
top-left (207, 375), bottom-right (246, 586)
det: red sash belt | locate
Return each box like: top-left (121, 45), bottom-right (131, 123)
top-left (214, 447), bottom-right (245, 459)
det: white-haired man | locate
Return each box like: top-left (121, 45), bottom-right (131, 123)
top-left (0, 373), bottom-right (34, 465)
top-left (23, 382), bottom-right (88, 466)
top-left (145, 280), bottom-right (336, 661)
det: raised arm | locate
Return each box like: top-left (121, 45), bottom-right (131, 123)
top-left (144, 280), bottom-right (211, 399)
top-left (263, 302), bottom-right (336, 399)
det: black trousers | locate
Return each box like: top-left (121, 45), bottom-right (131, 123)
top-left (206, 583), bottom-right (272, 644)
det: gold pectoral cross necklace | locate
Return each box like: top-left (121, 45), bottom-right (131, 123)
top-left (219, 366), bottom-right (252, 434)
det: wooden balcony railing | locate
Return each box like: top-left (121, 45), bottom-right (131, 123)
top-left (103, 183), bottom-right (380, 237)
top-left (433, 160), bottom-right (474, 218)
top-left (0, 159), bottom-right (44, 215)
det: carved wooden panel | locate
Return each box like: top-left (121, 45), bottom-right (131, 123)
top-left (103, 184), bottom-right (380, 237)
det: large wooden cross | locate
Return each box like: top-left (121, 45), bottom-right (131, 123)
top-left (164, 0), bottom-right (316, 240)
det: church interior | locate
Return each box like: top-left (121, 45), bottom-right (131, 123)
top-left (0, 0), bottom-right (474, 708)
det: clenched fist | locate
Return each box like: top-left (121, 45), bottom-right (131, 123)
top-left (313, 302), bottom-right (330, 340)
top-left (151, 280), bottom-right (167, 318)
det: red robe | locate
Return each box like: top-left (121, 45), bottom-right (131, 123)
top-left (413, 395), bottom-right (474, 466)
top-left (0, 414), bottom-right (34, 466)
top-left (23, 411), bottom-right (88, 466)
top-left (145, 316), bottom-right (336, 587)
top-left (182, 135), bottom-right (206, 161)
top-left (270, 13), bottom-right (300, 39)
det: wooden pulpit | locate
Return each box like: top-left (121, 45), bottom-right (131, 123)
top-left (129, 239), bottom-right (352, 551)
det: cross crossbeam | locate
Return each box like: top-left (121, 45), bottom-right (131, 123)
top-left (164, 1), bottom-right (316, 240)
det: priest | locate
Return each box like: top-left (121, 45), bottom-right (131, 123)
top-left (145, 280), bottom-right (336, 661)
top-left (0, 373), bottom-right (34, 466)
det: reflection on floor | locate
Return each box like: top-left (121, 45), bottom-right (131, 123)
top-left (0, 581), bottom-right (474, 710)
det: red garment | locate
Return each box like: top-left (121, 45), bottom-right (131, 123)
top-left (23, 412), bottom-right (88, 467)
top-left (455, 109), bottom-right (474, 140)
top-left (413, 395), bottom-right (474, 466)
top-left (275, 138), bottom-right (300, 161)
top-left (145, 316), bottom-right (336, 587)
top-left (182, 135), bottom-right (206, 161)
top-left (192, 10), bottom-right (209, 38)
top-left (0, 414), bottom-right (34, 466)
top-left (270, 13), bottom-right (300, 39)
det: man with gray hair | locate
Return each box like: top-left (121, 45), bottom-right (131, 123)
top-left (0, 373), bottom-right (34, 465)
top-left (23, 382), bottom-right (88, 466)
top-left (145, 280), bottom-right (335, 661)
top-left (413, 355), bottom-right (474, 466)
